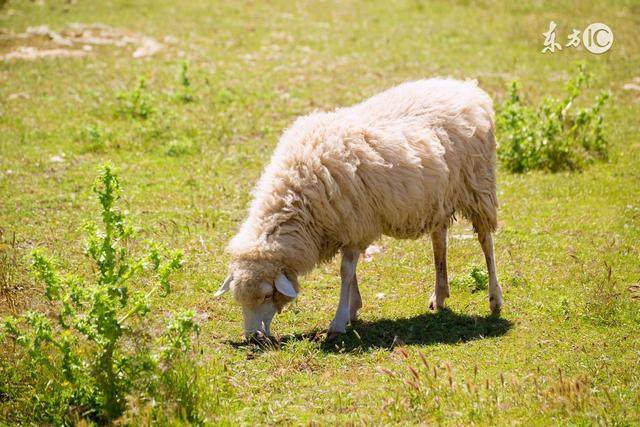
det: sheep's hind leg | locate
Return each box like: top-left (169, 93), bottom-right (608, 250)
top-left (348, 273), bottom-right (362, 322)
top-left (429, 227), bottom-right (449, 310)
top-left (477, 230), bottom-right (503, 314)
top-left (328, 248), bottom-right (360, 335)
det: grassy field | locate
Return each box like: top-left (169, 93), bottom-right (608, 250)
top-left (1, 0), bottom-right (639, 424)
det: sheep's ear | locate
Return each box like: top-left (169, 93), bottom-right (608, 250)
top-left (214, 274), bottom-right (233, 297)
top-left (275, 273), bottom-right (297, 299)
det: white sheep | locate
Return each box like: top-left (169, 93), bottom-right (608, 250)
top-left (216, 78), bottom-right (503, 338)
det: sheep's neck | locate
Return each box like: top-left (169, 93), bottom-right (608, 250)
top-left (268, 215), bottom-right (328, 275)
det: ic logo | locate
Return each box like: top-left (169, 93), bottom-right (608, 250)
top-left (582, 23), bottom-right (614, 54)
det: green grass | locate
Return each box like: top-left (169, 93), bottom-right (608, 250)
top-left (1, 0), bottom-right (639, 424)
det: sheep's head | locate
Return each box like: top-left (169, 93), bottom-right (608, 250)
top-left (215, 259), bottom-right (298, 339)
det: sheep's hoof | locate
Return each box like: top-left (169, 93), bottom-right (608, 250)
top-left (326, 330), bottom-right (345, 340)
top-left (327, 321), bottom-right (347, 338)
top-left (428, 293), bottom-right (446, 310)
top-left (246, 332), bottom-right (277, 349)
top-left (490, 296), bottom-right (503, 315)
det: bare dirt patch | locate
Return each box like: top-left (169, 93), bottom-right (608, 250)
top-left (2, 46), bottom-right (88, 60)
top-left (622, 77), bottom-right (640, 92)
top-left (1, 23), bottom-right (171, 61)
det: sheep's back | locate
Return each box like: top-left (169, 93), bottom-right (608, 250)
top-left (320, 78), bottom-right (497, 242)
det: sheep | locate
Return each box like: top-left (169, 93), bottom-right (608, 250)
top-left (215, 78), bottom-right (503, 338)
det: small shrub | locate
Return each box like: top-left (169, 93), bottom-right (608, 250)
top-left (497, 65), bottom-right (610, 173)
top-left (175, 61), bottom-right (194, 103)
top-left (117, 77), bottom-right (155, 119)
top-left (450, 265), bottom-right (488, 293)
top-left (78, 123), bottom-right (108, 153)
top-left (0, 165), bottom-right (199, 424)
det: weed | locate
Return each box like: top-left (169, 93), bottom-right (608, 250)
top-left (78, 123), bottom-right (109, 153)
top-left (117, 77), bottom-right (155, 119)
top-left (580, 261), bottom-right (624, 325)
top-left (559, 297), bottom-right (570, 319)
top-left (497, 65), bottom-right (611, 172)
top-left (175, 61), bottom-right (195, 103)
top-left (450, 265), bottom-right (488, 293)
top-left (380, 351), bottom-right (626, 424)
top-left (0, 165), bottom-right (198, 424)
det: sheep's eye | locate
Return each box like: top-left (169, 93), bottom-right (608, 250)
top-left (264, 294), bottom-right (273, 301)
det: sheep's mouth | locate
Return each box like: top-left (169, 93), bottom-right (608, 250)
top-left (242, 302), bottom-right (277, 339)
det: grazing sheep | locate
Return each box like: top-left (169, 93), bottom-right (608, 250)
top-left (216, 78), bottom-right (503, 338)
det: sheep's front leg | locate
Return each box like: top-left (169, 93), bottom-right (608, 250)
top-left (328, 248), bottom-right (360, 334)
top-left (429, 227), bottom-right (449, 310)
top-left (478, 230), bottom-right (503, 314)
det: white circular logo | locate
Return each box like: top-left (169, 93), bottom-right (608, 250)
top-left (582, 23), bottom-right (614, 54)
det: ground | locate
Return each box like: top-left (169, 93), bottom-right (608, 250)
top-left (1, 0), bottom-right (639, 424)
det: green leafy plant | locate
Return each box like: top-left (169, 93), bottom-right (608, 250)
top-left (117, 77), bottom-right (155, 119)
top-left (78, 123), bottom-right (109, 153)
top-left (175, 61), bottom-right (194, 103)
top-left (450, 265), bottom-right (488, 293)
top-left (0, 165), bottom-right (198, 424)
top-left (497, 65), bottom-right (610, 173)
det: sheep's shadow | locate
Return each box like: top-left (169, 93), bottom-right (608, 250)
top-left (312, 309), bottom-right (512, 353)
top-left (229, 309), bottom-right (512, 354)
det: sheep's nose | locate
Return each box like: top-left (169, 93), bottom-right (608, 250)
top-left (242, 303), bottom-right (276, 341)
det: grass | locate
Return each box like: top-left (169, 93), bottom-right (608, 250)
top-left (1, 0), bottom-right (639, 424)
